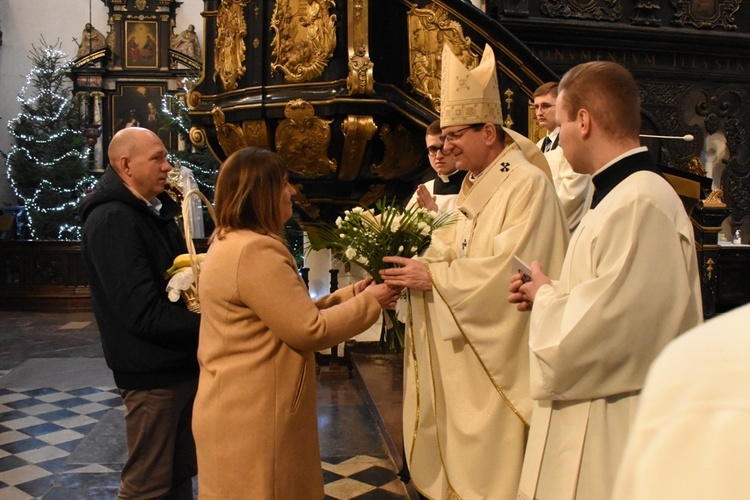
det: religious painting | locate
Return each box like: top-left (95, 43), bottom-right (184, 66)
top-left (125, 21), bottom-right (158, 68)
top-left (111, 84), bottom-right (172, 147)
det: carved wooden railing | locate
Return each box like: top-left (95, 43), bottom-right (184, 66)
top-left (0, 241), bottom-right (91, 311)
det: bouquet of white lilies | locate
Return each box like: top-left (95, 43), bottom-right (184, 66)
top-left (307, 198), bottom-right (456, 350)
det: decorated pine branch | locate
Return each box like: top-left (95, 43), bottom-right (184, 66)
top-left (4, 38), bottom-right (95, 240)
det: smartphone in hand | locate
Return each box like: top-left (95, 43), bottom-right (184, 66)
top-left (511, 255), bottom-right (532, 283)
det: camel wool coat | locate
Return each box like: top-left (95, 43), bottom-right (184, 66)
top-left (193, 230), bottom-right (382, 499)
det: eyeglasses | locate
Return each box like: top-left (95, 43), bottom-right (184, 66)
top-left (439, 125), bottom-right (480, 144)
top-left (426, 146), bottom-right (450, 157)
top-left (533, 103), bottom-right (556, 112)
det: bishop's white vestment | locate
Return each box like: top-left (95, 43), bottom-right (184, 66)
top-left (404, 143), bottom-right (569, 500)
top-left (517, 148), bottom-right (703, 500)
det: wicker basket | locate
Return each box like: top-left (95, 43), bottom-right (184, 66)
top-left (180, 188), bottom-right (217, 313)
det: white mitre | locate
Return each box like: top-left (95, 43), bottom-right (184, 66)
top-left (440, 43), bottom-right (551, 179)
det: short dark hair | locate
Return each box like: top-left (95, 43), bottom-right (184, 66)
top-left (213, 147), bottom-right (289, 241)
top-left (426, 119), bottom-right (442, 136)
top-left (533, 82), bottom-right (558, 99)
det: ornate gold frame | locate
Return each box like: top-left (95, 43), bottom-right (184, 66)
top-left (270, 0), bottom-right (338, 83)
top-left (214, 0), bottom-right (249, 91)
top-left (407, 3), bottom-right (477, 112)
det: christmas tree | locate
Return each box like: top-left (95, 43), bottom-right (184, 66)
top-left (4, 39), bottom-right (95, 240)
top-left (160, 76), bottom-right (219, 200)
top-left (159, 79), bottom-right (303, 264)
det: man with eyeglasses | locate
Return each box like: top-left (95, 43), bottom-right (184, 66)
top-left (534, 82), bottom-right (593, 232)
top-left (406, 120), bottom-right (466, 213)
top-left (380, 44), bottom-right (569, 500)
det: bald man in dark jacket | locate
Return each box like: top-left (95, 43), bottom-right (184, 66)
top-left (80, 127), bottom-right (199, 499)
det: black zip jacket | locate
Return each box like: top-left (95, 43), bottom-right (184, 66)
top-left (79, 167), bottom-right (200, 389)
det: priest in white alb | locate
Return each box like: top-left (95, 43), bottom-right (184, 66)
top-left (509, 61), bottom-right (703, 500)
top-left (380, 44), bottom-right (569, 500)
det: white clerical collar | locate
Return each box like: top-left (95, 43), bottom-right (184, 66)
top-left (437, 170), bottom-right (462, 183)
top-left (593, 146), bottom-right (649, 178)
top-left (546, 127), bottom-right (560, 142)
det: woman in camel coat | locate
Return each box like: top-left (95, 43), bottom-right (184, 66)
top-left (193, 147), bottom-right (399, 499)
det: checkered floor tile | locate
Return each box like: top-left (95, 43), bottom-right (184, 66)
top-left (323, 455), bottom-right (407, 499)
top-left (0, 387), bottom-right (124, 499)
top-left (0, 387), bottom-right (407, 499)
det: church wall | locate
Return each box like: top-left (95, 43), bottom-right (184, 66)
top-left (0, 0), bottom-right (204, 207)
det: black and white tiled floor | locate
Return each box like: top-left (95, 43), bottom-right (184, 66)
top-left (0, 386), bottom-right (124, 499)
top-left (0, 311), bottom-right (409, 499)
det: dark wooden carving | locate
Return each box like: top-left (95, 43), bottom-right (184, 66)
top-left (541, 0), bottom-right (622, 21)
top-left (671, 0), bottom-right (741, 30)
top-left (631, 0), bottom-right (661, 26)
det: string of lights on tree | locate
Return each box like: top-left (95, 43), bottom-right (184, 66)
top-left (160, 77), bottom-right (218, 196)
top-left (158, 79), bottom-right (303, 262)
top-left (4, 39), bottom-right (95, 240)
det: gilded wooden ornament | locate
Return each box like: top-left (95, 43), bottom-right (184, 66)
top-left (275, 99), bottom-right (337, 177)
top-left (348, 45), bottom-right (374, 95)
top-left (214, 0), bottom-right (249, 91)
top-left (291, 184), bottom-right (321, 219)
top-left (270, 0), bottom-right (337, 83)
top-left (407, 3), bottom-right (477, 112)
top-left (242, 121), bottom-right (270, 148)
top-left (189, 126), bottom-right (208, 148)
top-left (346, 0), bottom-right (373, 95)
top-left (705, 257), bottom-right (715, 281)
top-left (358, 184), bottom-right (387, 208)
top-left (688, 156), bottom-right (708, 177)
top-left (339, 116), bottom-right (377, 181)
top-left (211, 105), bottom-right (248, 157)
top-left (370, 123), bottom-right (421, 180)
top-left (504, 88), bottom-right (514, 129)
top-left (186, 89), bottom-right (202, 109)
top-left (704, 189), bottom-right (726, 207)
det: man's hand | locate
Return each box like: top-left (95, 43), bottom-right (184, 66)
top-left (507, 261), bottom-right (551, 312)
top-left (380, 256), bottom-right (432, 291)
top-left (415, 184), bottom-right (438, 212)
